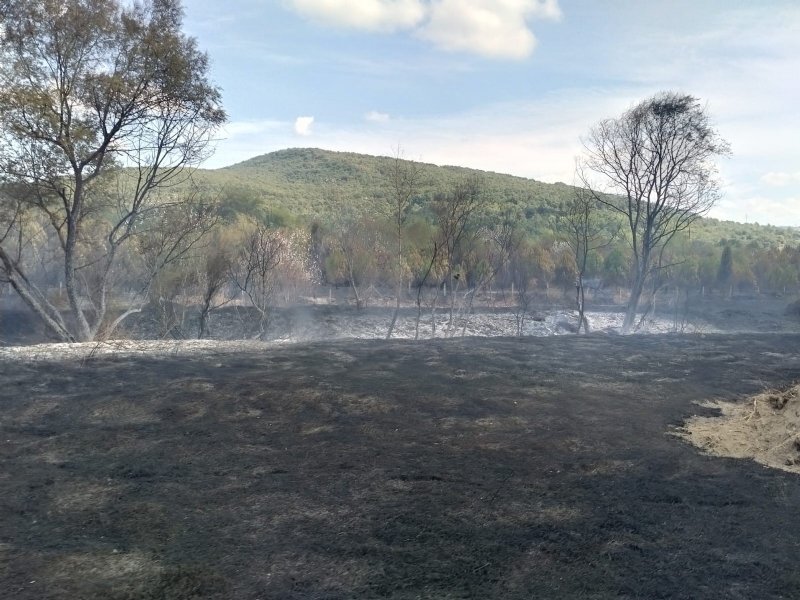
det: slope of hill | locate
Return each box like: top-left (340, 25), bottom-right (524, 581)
top-left (192, 147), bottom-right (800, 247)
top-left (194, 147), bottom-right (574, 223)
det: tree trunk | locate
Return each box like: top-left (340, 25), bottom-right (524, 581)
top-left (446, 276), bottom-right (460, 337)
top-left (414, 295), bottom-right (422, 340)
top-left (459, 288), bottom-right (477, 337)
top-left (576, 275), bottom-right (590, 334)
top-left (0, 247), bottom-right (75, 342)
top-left (622, 250), bottom-right (651, 334)
top-left (622, 274), bottom-right (646, 334)
top-left (386, 228), bottom-right (403, 339)
top-left (198, 305), bottom-right (211, 338)
top-left (386, 285), bottom-right (401, 339)
top-left (430, 286), bottom-right (441, 338)
top-left (347, 261), bottom-right (362, 309)
top-left (64, 181), bottom-right (93, 342)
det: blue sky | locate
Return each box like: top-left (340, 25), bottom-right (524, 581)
top-left (183, 0), bottom-right (800, 227)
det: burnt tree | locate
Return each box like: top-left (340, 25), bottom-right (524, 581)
top-left (579, 92), bottom-right (728, 333)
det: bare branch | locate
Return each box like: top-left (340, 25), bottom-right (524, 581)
top-left (578, 92), bottom-right (729, 332)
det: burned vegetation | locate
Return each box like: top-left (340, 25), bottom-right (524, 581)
top-left (3, 334), bottom-right (800, 599)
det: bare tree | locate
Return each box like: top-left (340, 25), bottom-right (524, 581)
top-left (433, 176), bottom-right (484, 337)
top-left (509, 240), bottom-right (552, 336)
top-left (385, 148), bottom-right (422, 339)
top-left (478, 209), bottom-right (526, 332)
top-left (509, 244), bottom-right (534, 337)
top-left (147, 267), bottom-right (192, 339)
top-left (579, 92), bottom-right (728, 333)
top-left (112, 190), bottom-right (219, 334)
top-left (272, 228), bottom-right (318, 307)
top-left (412, 246), bottom-right (439, 339)
top-left (231, 223), bottom-right (284, 339)
top-left (489, 208), bottom-right (523, 292)
top-left (0, 0), bottom-right (225, 341)
top-left (456, 219), bottom-right (510, 338)
top-left (560, 189), bottom-right (612, 333)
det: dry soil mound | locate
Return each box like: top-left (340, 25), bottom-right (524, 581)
top-left (679, 384), bottom-right (800, 473)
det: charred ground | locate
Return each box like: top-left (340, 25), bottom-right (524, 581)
top-left (2, 292), bottom-right (799, 347)
top-left (2, 333), bottom-right (800, 599)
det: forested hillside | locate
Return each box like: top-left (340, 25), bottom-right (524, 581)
top-left (192, 147), bottom-right (574, 233)
top-left (197, 147), bottom-right (800, 248)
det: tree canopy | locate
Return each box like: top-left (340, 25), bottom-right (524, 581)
top-left (0, 0), bottom-right (225, 341)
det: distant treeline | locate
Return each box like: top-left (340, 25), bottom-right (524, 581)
top-left (3, 149), bottom-right (799, 342)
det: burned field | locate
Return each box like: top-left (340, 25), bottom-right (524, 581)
top-left (2, 334), bottom-right (800, 599)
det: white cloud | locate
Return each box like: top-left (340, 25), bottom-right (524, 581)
top-left (365, 110), bottom-right (390, 122)
top-left (761, 171), bottom-right (800, 187)
top-left (202, 89), bottom-right (800, 227)
top-left (420, 0), bottom-right (560, 59)
top-left (581, 6), bottom-right (800, 227)
top-left (210, 90), bottom-right (629, 179)
top-left (285, 0), bottom-right (561, 59)
top-left (294, 116), bottom-right (315, 136)
top-left (711, 194), bottom-right (800, 227)
top-left (286, 0), bottom-right (426, 32)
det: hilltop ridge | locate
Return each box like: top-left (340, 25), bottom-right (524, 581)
top-left (192, 147), bottom-right (799, 246)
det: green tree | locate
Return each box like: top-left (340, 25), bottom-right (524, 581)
top-left (0, 0), bottom-right (225, 341)
top-left (764, 263), bottom-right (798, 294)
top-left (717, 245), bottom-right (733, 292)
top-left (602, 247), bottom-right (629, 287)
top-left (327, 199), bottom-right (388, 309)
top-left (196, 229), bottom-right (236, 339)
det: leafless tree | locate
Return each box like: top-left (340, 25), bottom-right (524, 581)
top-left (412, 239), bottom-right (442, 340)
top-left (147, 267), bottom-right (192, 339)
top-left (231, 224), bottom-right (284, 339)
top-left (474, 209), bottom-right (527, 331)
top-left (508, 240), bottom-right (551, 336)
top-left (561, 188), bottom-right (613, 333)
top-left (385, 148), bottom-right (422, 339)
top-left (110, 190), bottom-right (219, 335)
top-left (489, 208), bottom-right (523, 289)
top-left (456, 216), bottom-right (515, 338)
top-left (0, 0), bottom-right (225, 341)
top-left (579, 92), bottom-right (728, 333)
top-left (433, 176), bottom-right (484, 337)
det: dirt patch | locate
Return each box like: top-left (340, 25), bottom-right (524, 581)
top-left (679, 383), bottom-right (800, 473)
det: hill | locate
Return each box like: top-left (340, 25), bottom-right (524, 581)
top-left (192, 148), bottom-right (585, 228)
top-left (192, 147), bottom-right (800, 247)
